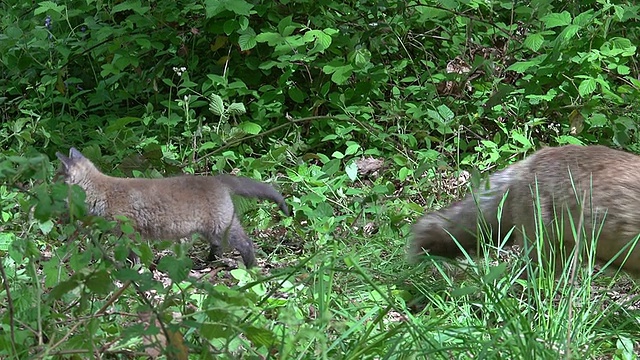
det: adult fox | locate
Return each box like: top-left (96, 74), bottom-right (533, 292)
top-left (410, 145), bottom-right (640, 275)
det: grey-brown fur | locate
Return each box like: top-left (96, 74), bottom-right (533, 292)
top-left (56, 148), bottom-right (289, 268)
top-left (410, 145), bottom-right (640, 275)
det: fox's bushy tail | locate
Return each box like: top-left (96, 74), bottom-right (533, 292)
top-left (217, 175), bottom-right (289, 216)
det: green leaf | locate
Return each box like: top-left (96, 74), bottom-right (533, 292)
top-left (85, 270), bottom-right (113, 295)
top-left (238, 121), bottom-right (261, 135)
top-left (48, 278), bottom-right (81, 301)
top-left (209, 94), bottom-right (225, 115)
top-left (199, 142), bottom-right (219, 151)
top-left (511, 132), bottom-right (531, 147)
top-left (303, 30), bottom-right (333, 54)
top-left (578, 78), bottom-right (597, 96)
top-left (345, 143), bottom-right (360, 155)
top-left (288, 87), bottom-right (305, 103)
top-left (158, 255), bottom-right (192, 282)
top-left (506, 59), bottom-right (542, 73)
top-left (38, 220), bottom-right (54, 235)
top-left (244, 325), bottom-right (279, 348)
top-left (255, 32), bottom-right (282, 45)
top-left (226, 102), bottom-right (246, 116)
top-left (111, 0), bottom-right (149, 15)
top-left (523, 33), bottom-right (544, 52)
top-left (541, 11), bottom-right (572, 28)
top-left (204, 0), bottom-right (224, 17)
top-left (238, 33), bottom-right (256, 51)
top-left (34, 1), bottom-right (66, 15)
top-left (223, 0), bottom-right (253, 16)
top-left (345, 162), bottom-right (358, 181)
top-left (399, 167), bottom-right (410, 181)
top-left (0, 233), bottom-right (15, 251)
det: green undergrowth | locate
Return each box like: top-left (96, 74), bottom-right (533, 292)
top-left (3, 0), bottom-right (640, 358)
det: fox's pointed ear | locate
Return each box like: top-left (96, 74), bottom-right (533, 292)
top-left (69, 147), bottom-right (84, 159)
top-left (56, 151), bottom-right (72, 170)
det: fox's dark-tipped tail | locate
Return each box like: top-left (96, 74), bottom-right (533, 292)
top-left (216, 174), bottom-right (289, 216)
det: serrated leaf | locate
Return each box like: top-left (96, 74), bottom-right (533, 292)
top-left (561, 24), bottom-right (580, 41)
top-left (209, 94), bottom-right (225, 115)
top-left (111, 0), bottom-right (149, 15)
top-left (38, 220), bottom-right (54, 235)
top-left (437, 104), bottom-right (454, 121)
top-left (541, 11), bottom-right (572, 28)
top-left (226, 102), bottom-right (246, 116)
top-left (34, 1), bottom-right (66, 15)
top-left (0, 233), bottom-right (15, 251)
top-left (238, 34), bottom-right (256, 51)
top-left (578, 78), bottom-right (597, 96)
top-left (238, 121), bottom-right (261, 135)
top-left (617, 65), bottom-right (630, 75)
top-left (523, 33), bottom-right (544, 52)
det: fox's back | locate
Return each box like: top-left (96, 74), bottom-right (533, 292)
top-left (508, 145), bottom-right (640, 272)
top-left (102, 175), bottom-right (235, 238)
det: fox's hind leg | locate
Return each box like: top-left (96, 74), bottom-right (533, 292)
top-left (206, 216), bottom-right (256, 268)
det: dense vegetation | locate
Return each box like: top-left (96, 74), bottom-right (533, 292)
top-left (2, 0), bottom-right (640, 358)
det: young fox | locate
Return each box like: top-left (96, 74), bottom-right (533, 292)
top-left (410, 145), bottom-right (640, 275)
top-left (56, 148), bottom-right (289, 268)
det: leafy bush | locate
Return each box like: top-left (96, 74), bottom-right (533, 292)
top-left (1, 0), bottom-right (640, 358)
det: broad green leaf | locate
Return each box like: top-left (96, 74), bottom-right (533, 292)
top-left (85, 270), bottom-right (113, 294)
top-left (329, 65), bottom-right (353, 85)
top-left (38, 220), bottom-right (54, 235)
top-left (223, 0), bottom-right (253, 15)
top-left (255, 32), bottom-right (282, 45)
top-left (578, 78), bottom-right (597, 96)
top-left (111, 0), bottom-right (149, 15)
top-left (238, 33), bottom-right (256, 51)
top-left (227, 102), bottom-right (246, 116)
top-left (511, 132), bottom-right (531, 147)
top-left (288, 87), bottom-right (305, 103)
top-left (523, 33), bottom-right (544, 51)
top-left (209, 94), bottom-right (225, 115)
top-left (345, 143), bottom-right (360, 155)
top-left (506, 60), bottom-right (538, 73)
top-left (158, 255), bottom-right (192, 282)
top-left (345, 162), bottom-right (358, 181)
top-left (238, 121), bottom-right (261, 135)
top-left (399, 167), bottom-right (410, 181)
top-left (541, 11), bottom-right (572, 28)
top-left (0, 232), bottom-right (15, 251)
top-left (34, 1), bottom-right (66, 15)
top-left (204, 0), bottom-right (224, 17)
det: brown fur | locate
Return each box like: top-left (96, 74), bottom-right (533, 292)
top-left (56, 148), bottom-right (289, 268)
top-left (410, 145), bottom-right (640, 275)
